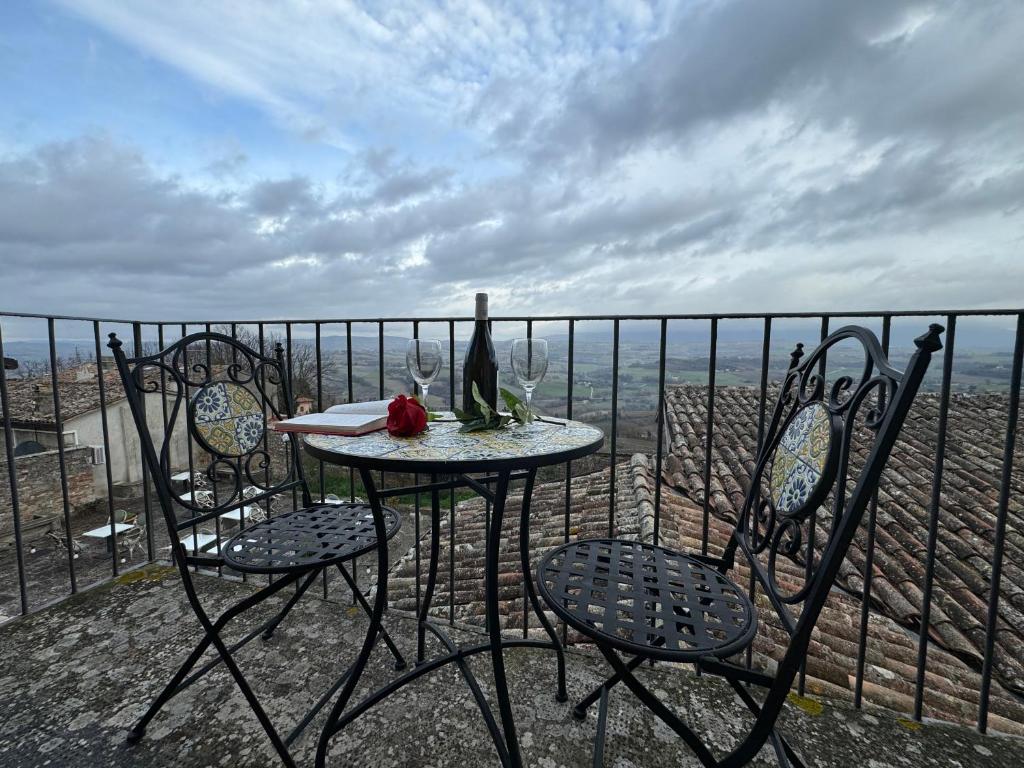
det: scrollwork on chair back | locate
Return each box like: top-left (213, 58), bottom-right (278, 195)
top-left (109, 331), bottom-right (304, 532)
top-left (734, 324), bottom-right (937, 624)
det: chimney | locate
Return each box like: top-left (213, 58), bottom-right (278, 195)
top-left (34, 382), bottom-right (53, 414)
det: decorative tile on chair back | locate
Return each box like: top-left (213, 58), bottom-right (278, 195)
top-left (190, 382), bottom-right (264, 456)
top-left (768, 402), bottom-right (832, 516)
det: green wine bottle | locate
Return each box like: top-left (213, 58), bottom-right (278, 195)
top-left (462, 292), bottom-right (498, 412)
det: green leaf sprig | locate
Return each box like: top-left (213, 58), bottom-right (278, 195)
top-left (452, 382), bottom-right (533, 433)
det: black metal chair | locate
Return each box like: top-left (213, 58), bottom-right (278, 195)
top-left (537, 324), bottom-right (943, 767)
top-left (108, 331), bottom-right (407, 768)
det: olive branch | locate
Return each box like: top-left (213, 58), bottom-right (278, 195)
top-left (452, 381), bottom-right (533, 433)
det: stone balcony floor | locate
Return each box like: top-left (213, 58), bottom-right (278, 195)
top-left (1, 565), bottom-right (1022, 768)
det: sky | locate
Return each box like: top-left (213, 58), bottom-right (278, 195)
top-left (1, 0), bottom-right (1023, 328)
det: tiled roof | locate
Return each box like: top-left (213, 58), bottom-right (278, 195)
top-left (0, 372), bottom-right (126, 425)
top-left (628, 452), bottom-right (1024, 735)
top-left (662, 386), bottom-right (1024, 709)
top-left (388, 455), bottom-right (1024, 733)
top-left (386, 382), bottom-right (1024, 733)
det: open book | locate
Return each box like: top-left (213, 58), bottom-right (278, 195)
top-left (272, 412), bottom-right (387, 436)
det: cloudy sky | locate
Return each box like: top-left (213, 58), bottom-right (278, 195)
top-left (1, 0), bottom-right (1022, 325)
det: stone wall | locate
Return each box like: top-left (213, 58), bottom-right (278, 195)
top-left (0, 442), bottom-right (94, 535)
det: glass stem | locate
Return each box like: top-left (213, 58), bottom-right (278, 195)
top-left (422, 384), bottom-right (429, 407)
top-left (525, 389), bottom-right (532, 416)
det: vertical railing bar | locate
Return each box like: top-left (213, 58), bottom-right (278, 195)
top-left (913, 313), bottom-right (956, 721)
top-left (798, 316), bottom-right (830, 696)
top-left (347, 322), bottom-right (355, 504)
top-left (653, 318), bottom-right (667, 547)
top-left (449, 319), bottom-right (456, 625)
top-left (182, 323), bottom-right (199, 570)
top-left (315, 322), bottom-right (325, 502)
top-left (285, 323), bottom-right (299, 516)
top-left (132, 322), bottom-right (155, 562)
top-left (229, 323), bottom-right (247, 583)
top-left (378, 321), bottom-right (385, 495)
top-left (157, 324), bottom-right (170, 437)
top-left (854, 314), bottom-right (890, 707)
top-left (978, 311), bottom-right (1024, 733)
top-left (205, 325), bottom-right (224, 577)
top-left (47, 318), bottom-right (76, 592)
top-left (257, 324), bottom-right (273, 587)
top-left (523, 319), bottom-right (532, 638)
top-left (413, 320), bottom-right (421, 621)
top-left (369, 320), bottom-right (386, 599)
top-left (746, 316), bottom-right (772, 671)
top-left (562, 318), bottom-right (575, 645)
top-left (158, 322), bottom-right (171, 566)
top-left (94, 321), bottom-right (119, 576)
top-left (0, 320), bottom-right (29, 613)
top-left (701, 318), bottom-right (718, 556)
top-left (755, 317), bottom-right (772, 453)
top-left (818, 316), bottom-right (829, 377)
top-left (608, 319), bottom-right (620, 537)
top-left (314, 321), bottom-right (329, 599)
top-left (378, 321), bottom-right (385, 400)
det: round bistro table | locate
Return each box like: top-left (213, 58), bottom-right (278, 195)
top-left (303, 417), bottom-right (604, 768)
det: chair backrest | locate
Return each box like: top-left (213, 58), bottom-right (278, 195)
top-left (108, 331), bottom-right (311, 558)
top-left (723, 324), bottom-right (942, 742)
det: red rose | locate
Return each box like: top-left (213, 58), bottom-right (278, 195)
top-left (387, 394), bottom-right (428, 437)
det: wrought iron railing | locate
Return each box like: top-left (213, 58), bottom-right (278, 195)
top-left (0, 308), bottom-right (1021, 734)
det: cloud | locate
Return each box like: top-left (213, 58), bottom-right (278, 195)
top-left (2, 1), bottom-right (1023, 330)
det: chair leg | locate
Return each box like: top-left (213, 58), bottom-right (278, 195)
top-left (592, 684), bottom-right (610, 768)
top-left (127, 572), bottom-right (303, 759)
top-left (573, 650), bottom-right (651, 720)
top-left (335, 562), bottom-right (407, 670)
top-left (127, 631), bottom-right (215, 742)
top-left (727, 678), bottom-right (806, 768)
top-left (261, 568), bottom-right (321, 641)
top-left (597, 644), bottom-right (719, 767)
top-left (207, 629), bottom-right (297, 768)
top-left (518, 467), bottom-right (568, 702)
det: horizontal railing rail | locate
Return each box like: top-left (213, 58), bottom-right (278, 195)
top-left (0, 307), bottom-right (1021, 736)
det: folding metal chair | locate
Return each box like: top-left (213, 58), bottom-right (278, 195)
top-left (538, 324), bottom-right (943, 767)
top-left (109, 331), bottom-right (407, 768)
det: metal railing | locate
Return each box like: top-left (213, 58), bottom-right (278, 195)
top-left (0, 307), bottom-right (1021, 734)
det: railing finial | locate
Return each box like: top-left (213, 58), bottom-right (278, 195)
top-left (107, 332), bottom-right (123, 350)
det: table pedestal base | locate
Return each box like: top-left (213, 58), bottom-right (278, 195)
top-left (315, 467), bottom-right (567, 768)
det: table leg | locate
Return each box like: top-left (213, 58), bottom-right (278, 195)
top-left (417, 473), bottom-right (442, 664)
top-left (518, 467), bottom-right (568, 701)
top-left (487, 470), bottom-right (521, 768)
top-left (315, 468), bottom-right (393, 768)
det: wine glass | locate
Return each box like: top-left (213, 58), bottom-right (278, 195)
top-left (510, 338), bottom-right (548, 418)
top-left (406, 339), bottom-right (443, 406)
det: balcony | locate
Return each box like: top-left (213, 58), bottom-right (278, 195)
top-left (1, 308), bottom-right (1023, 767)
top-left (3, 564), bottom-right (1022, 767)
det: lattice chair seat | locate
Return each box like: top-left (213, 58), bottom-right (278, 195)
top-left (537, 539), bottom-right (756, 662)
top-left (221, 503), bottom-right (401, 574)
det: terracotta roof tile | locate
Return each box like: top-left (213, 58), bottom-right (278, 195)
top-left (385, 382), bottom-right (1024, 734)
top-left (387, 454), bottom-right (1024, 733)
top-left (662, 384), bottom-right (1024, 707)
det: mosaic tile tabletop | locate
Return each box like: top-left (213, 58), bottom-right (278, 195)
top-left (304, 415), bottom-right (603, 469)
